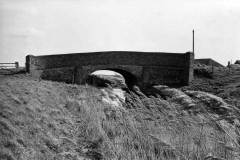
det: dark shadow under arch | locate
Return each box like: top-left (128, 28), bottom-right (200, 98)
top-left (106, 68), bottom-right (138, 89)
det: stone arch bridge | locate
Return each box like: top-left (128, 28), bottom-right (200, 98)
top-left (26, 51), bottom-right (194, 87)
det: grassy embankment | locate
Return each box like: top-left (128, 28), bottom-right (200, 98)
top-left (0, 71), bottom-right (240, 160)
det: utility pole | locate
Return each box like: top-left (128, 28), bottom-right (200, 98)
top-left (192, 29), bottom-right (195, 54)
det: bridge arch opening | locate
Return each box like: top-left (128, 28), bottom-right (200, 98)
top-left (86, 68), bottom-right (138, 89)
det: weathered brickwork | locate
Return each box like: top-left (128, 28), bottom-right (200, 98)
top-left (26, 51), bottom-right (194, 87)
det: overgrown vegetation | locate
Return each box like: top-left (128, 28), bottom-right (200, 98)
top-left (0, 70), bottom-right (240, 159)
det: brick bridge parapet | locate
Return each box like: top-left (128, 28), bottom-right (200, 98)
top-left (26, 51), bottom-right (194, 87)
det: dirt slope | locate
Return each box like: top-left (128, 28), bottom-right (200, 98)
top-left (1, 73), bottom-right (240, 160)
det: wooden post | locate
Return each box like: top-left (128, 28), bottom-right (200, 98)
top-left (192, 30), bottom-right (195, 54)
top-left (15, 62), bottom-right (19, 68)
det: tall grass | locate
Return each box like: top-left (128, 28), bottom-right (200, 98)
top-left (0, 77), bottom-right (240, 159)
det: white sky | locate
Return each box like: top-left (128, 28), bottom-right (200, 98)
top-left (0, 0), bottom-right (239, 66)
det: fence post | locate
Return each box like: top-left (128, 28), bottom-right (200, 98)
top-left (15, 62), bottom-right (19, 68)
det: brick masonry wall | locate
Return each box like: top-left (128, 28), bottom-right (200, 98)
top-left (26, 51), bottom-right (194, 86)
